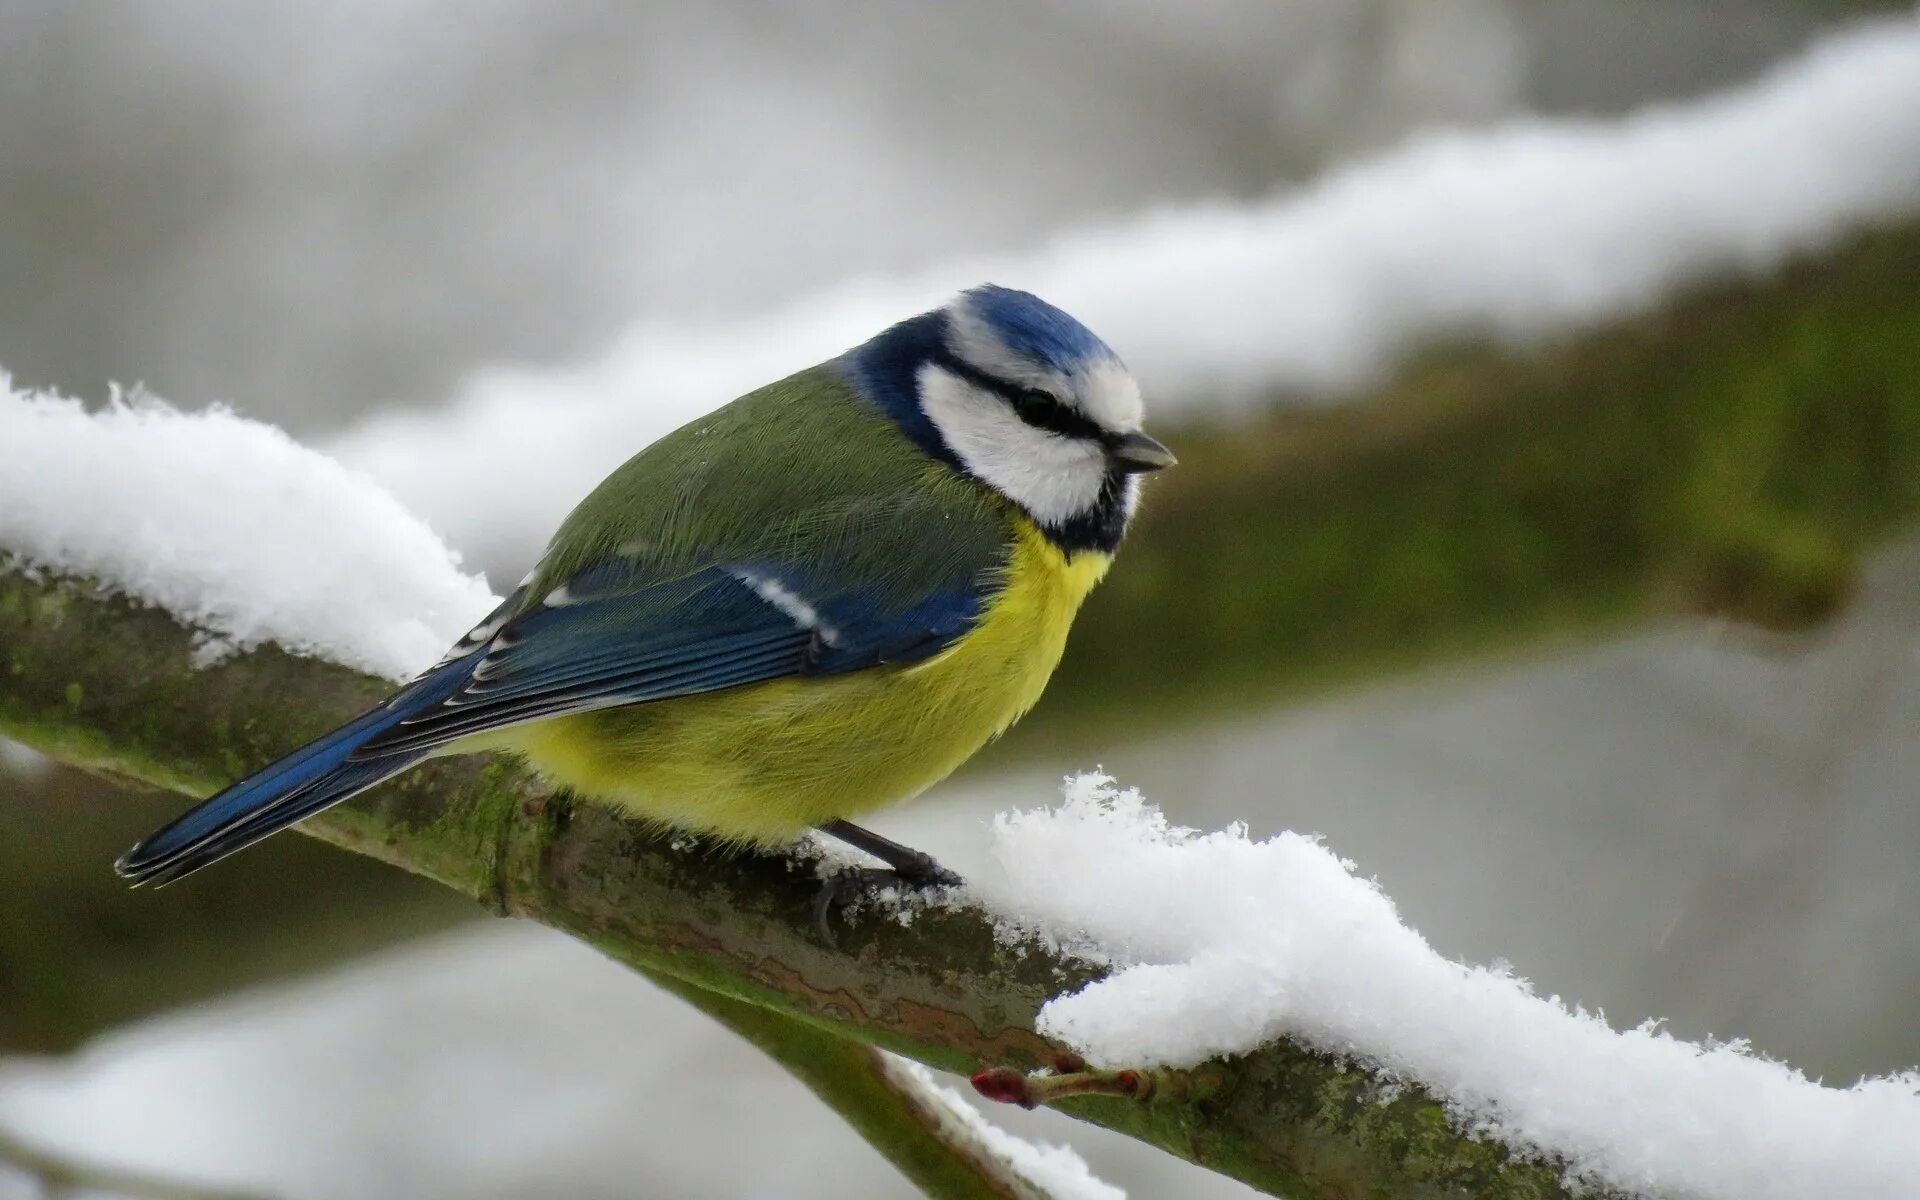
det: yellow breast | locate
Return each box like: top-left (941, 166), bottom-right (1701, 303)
top-left (499, 519), bottom-right (1110, 845)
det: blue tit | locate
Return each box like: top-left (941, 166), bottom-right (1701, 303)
top-left (116, 285), bottom-right (1174, 901)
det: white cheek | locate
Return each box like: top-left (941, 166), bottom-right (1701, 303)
top-left (919, 366), bottom-right (1107, 526)
top-left (1079, 359), bottom-right (1144, 431)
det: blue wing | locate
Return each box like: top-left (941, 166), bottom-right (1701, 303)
top-left (117, 555), bottom-right (995, 885)
top-left (351, 556), bottom-right (994, 757)
top-left (115, 637), bottom-right (487, 886)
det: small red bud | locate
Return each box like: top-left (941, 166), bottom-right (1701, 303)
top-left (1115, 1070), bottom-right (1141, 1094)
top-left (970, 1067), bottom-right (1032, 1107)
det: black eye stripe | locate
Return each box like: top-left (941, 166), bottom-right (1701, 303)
top-left (928, 351), bottom-right (1109, 442)
top-left (1007, 388), bottom-right (1107, 440)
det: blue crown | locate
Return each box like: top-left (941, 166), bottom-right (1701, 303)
top-left (960, 284), bottom-right (1118, 373)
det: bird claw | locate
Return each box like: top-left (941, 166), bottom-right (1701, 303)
top-left (811, 863), bottom-right (962, 946)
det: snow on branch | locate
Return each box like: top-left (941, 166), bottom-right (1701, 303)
top-left (875, 1056), bottom-right (1124, 1200)
top-left (325, 15), bottom-right (1920, 566)
top-left (0, 375), bottom-right (495, 680)
top-left (6, 505), bottom-right (1918, 1195)
top-left (977, 776), bottom-right (1920, 1200)
top-left (0, 558), bottom-right (1635, 1199)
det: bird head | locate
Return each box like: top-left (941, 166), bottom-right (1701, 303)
top-left (845, 284), bottom-right (1173, 554)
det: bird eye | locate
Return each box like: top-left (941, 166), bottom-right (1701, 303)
top-left (999, 384), bottom-right (1108, 442)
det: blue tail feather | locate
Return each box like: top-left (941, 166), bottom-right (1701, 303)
top-left (115, 657), bottom-right (475, 885)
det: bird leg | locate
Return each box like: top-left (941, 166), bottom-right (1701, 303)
top-left (819, 819), bottom-right (961, 884)
top-left (811, 819), bottom-right (962, 942)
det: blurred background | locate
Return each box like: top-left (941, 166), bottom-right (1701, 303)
top-left (4, 1), bottom-right (1920, 1196)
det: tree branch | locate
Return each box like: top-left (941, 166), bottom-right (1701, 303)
top-left (3, 743), bottom-right (1068, 1198)
top-left (644, 968), bottom-right (1063, 1199)
top-left (1, 565), bottom-right (1633, 1199)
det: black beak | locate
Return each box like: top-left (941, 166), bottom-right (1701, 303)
top-left (1110, 431), bottom-right (1177, 474)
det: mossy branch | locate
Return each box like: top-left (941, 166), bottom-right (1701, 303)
top-left (1035, 224), bottom-right (1920, 745)
top-left (1, 564), bottom-right (1631, 1199)
top-left (0, 759), bottom-right (471, 1054)
top-left (644, 969), bottom-right (1064, 1200)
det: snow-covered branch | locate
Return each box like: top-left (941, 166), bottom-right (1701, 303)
top-left (633, 965), bottom-right (1111, 1200)
top-left (11, 557), bottom-right (1920, 1199)
top-left (0, 560), bottom-right (1641, 1200)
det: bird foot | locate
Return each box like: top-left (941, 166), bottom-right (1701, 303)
top-left (811, 861), bottom-right (962, 946)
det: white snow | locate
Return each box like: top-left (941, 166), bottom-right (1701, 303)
top-left (976, 774), bottom-right (1920, 1200)
top-left (876, 1056), bottom-right (1126, 1200)
top-left (329, 14), bottom-right (1920, 567)
top-left (0, 376), bottom-right (497, 681)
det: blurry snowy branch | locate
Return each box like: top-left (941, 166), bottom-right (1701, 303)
top-left (1035, 224), bottom-right (1920, 742)
top-left (612, 964), bottom-right (1101, 1200)
top-left (0, 759), bottom-right (470, 1055)
top-left (325, 15), bottom-right (1920, 571)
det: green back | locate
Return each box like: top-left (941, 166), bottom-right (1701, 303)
top-left (525, 365), bottom-right (1013, 611)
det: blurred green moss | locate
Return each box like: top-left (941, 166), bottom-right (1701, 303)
top-left (1019, 224), bottom-right (1920, 747)
top-left (0, 763), bottom-right (470, 1054)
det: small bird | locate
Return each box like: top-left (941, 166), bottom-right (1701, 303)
top-left (116, 286), bottom-right (1173, 913)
